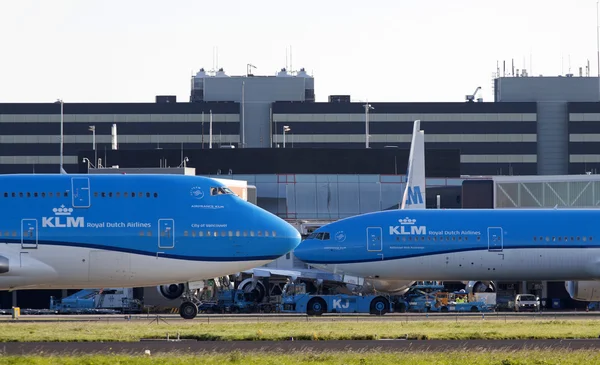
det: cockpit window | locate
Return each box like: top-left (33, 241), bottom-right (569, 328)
top-left (210, 187), bottom-right (234, 196)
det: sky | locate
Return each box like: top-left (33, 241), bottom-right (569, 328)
top-left (0, 0), bottom-right (598, 103)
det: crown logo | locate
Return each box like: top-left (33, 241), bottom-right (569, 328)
top-left (53, 205), bottom-right (73, 216)
top-left (399, 217), bottom-right (416, 225)
top-left (190, 186), bottom-right (204, 199)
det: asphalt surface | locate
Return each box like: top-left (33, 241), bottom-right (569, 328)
top-left (1, 339), bottom-right (600, 355)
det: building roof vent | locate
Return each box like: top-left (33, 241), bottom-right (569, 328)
top-left (277, 68), bottom-right (290, 77)
top-left (296, 68), bottom-right (311, 78)
top-left (215, 68), bottom-right (228, 77)
top-left (195, 68), bottom-right (207, 78)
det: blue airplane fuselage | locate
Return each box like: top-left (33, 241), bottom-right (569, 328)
top-left (294, 209), bottom-right (600, 281)
top-left (0, 174), bottom-right (301, 290)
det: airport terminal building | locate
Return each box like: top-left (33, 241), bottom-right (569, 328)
top-left (2, 66), bottom-right (600, 309)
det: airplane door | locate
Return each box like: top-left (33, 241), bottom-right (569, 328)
top-left (71, 177), bottom-right (91, 208)
top-left (158, 219), bottom-right (175, 249)
top-left (21, 219), bottom-right (38, 249)
top-left (487, 227), bottom-right (503, 252)
top-left (367, 227), bottom-right (383, 252)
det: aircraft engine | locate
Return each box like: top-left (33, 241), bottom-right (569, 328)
top-left (156, 283), bottom-right (186, 300)
top-left (464, 281), bottom-right (496, 293)
top-left (237, 278), bottom-right (267, 302)
top-left (0, 255), bottom-right (9, 274)
top-left (565, 281), bottom-right (600, 301)
top-left (364, 279), bottom-right (414, 295)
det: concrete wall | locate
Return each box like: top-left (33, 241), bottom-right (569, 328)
top-left (495, 77), bottom-right (600, 103)
top-left (201, 76), bottom-right (311, 148)
top-left (495, 76), bottom-right (600, 175)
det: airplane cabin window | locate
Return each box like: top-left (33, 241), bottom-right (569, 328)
top-left (583, 236), bottom-right (587, 241)
top-left (236, 231), bottom-right (240, 237)
top-left (154, 193), bottom-right (158, 198)
top-left (258, 231), bottom-right (262, 236)
top-left (322, 232), bottom-right (330, 240)
top-left (229, 231), bottom-right (233, 237)
top-left (265, 231), bottom-right (269, 237)
top-left (26, 192), bottom-right (30, 198)
top-left (146, 192), bottom-right (150, 198)
top-left (101, 192), bottom-right (106, 198)
top-left (214, 231), bottom-right (218, 237)
top-left (199, 231), bottom-right (204, 237)
top-left (57, 192), bottom-right (61, 197)
top-left (11, 192), bottom-right (15, 198)
top-left (109, 192), bottom-right (113, 198)
top-left (184, 231), bottom-right (189, 237)
top-left (64, 192), bottom-right (69, 197)
top-left (272, 231), bottom-right (276, 237)
top-left (243, 231), bottom-right (248, 237)
top-left (19, 192), bottom-right (23, 198)
top-left (147, 231), bottom-right (152, 236)
top-left (34, 192), bottom-right (38, 198)
top-left (132, 192), bottom-right (136, 197)
top-left (250, 231), bottom-right (255, 237)
top-left (94, 192), bottom-right (98, 198)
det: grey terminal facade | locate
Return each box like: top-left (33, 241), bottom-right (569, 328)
top-left (1, 69), bottom-right (600, 176)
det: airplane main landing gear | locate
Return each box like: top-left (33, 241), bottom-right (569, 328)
top-left (179, 301), bottom-right (198, 320)
top-left (178, 287), bottom-right (203, 319)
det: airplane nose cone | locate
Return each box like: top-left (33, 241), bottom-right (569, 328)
top-left (252, 206), bottom-right (301, 257)
top-left (275, 217), bottom-right (302, 254)
top-left (293, 238), bottom-right (318, 264)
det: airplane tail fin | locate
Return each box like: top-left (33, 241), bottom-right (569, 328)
top-left (401, 120), bottom-right (426, 209)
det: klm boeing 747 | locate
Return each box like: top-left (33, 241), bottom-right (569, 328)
top-left (294, 208), bottom-right (600, 304)
top-left (0, 174), bottom-right (301, 318)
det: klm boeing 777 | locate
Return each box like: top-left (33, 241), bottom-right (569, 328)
top-left (0, 174), bottom-right (301, 318)
top-left (294, 208), bottom-right (600, 303)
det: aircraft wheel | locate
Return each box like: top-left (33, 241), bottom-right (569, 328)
top-left (179, 302), bottom-right (198, 320)
top-left (370, 296), bottom-right (389, 315)
top-left (441, 306), bottom-right (449, 313)
top-left (470, 306), bottom-right (478, 312)
top-left (307, 297), bottom-right (327, 316)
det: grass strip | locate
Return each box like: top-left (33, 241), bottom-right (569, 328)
top-left (1, 319), bottom-right (599, 342)
top-left (1, 350), bottom-right (600, 365)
